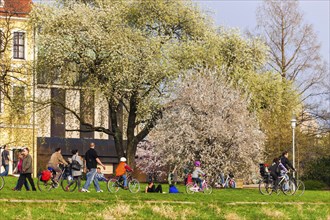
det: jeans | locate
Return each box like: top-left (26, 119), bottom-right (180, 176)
top-left (122, 174), bottom-right (127, 187)
top-left (193, 177), bottom-right (202, 189)
top-left (83, 168), bottom-right (100, 191)
top-left (0, 164), bottom-right (9, 176)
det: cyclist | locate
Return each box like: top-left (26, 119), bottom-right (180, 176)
top-left (47, 148), bottom-right (68, 183)
top-left (280, 151), bottom-right (296, 172)
top-left (192, 161), bottom-right (204, 189)
top-left (115, 157), bottom-right (133, 189)
top-left (269, 157), bottom-right (288, 191)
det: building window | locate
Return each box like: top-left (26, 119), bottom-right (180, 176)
top-left (51, 88), bottom-right (66, 138)
top-left (13, 32), bottom-right (25, 59)
top-left (0, 0), bottom-right (4, 7)
top-left (13, 86), bottom-right (25, 113)
top-left (80, 90), bottom-right (94, 139)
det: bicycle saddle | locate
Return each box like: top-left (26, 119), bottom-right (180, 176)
top-left (47, 167), bottom-right (55, 172)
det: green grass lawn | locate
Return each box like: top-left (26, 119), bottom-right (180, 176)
top-left (0, 176), bottom-right (329, 219)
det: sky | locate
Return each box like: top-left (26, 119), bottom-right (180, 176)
top-left (196, 0), bottom-right (330, 62)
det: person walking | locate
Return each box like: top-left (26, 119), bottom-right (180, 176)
top-left (81, 143), bottom-right (106, 193)
top-left (16, 148), bottom-right (37, 191)
top-left (66, 149), bottom-right (83, 192)
top-left (0, 145), bottom-right (11, 176)
top-left (13, 150), bottom-right (30, 191)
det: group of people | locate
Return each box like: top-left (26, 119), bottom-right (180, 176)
top-left (268, 151), bottom-right (296, 191)
top-left (1, 142), bottom-right (134, 193)
top-left (6, 147), bottom-right (37, 191)
top-left (47, 142), bottom-right (133, 193)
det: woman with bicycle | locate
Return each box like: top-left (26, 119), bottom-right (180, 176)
top-left (65, 149), bottom-right (83, 192)
top-left (269, 157), bottom-right (288, 191)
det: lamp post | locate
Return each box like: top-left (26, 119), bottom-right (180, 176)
top-left (291, 115), bottom-right (297, 178)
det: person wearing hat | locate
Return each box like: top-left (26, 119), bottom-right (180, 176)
top-left (115, 157), bottom-right (133, 189)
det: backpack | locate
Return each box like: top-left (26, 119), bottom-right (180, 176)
top-left (41, 170), bottom-right (52, 181)
top-left (169, 185), bottom-right (179, 193)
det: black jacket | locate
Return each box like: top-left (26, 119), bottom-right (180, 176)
top-left (280, 156), bottom-right (295, 170)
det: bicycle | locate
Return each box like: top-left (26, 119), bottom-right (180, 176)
top-left (107, 172), bottom-right (140, 193)
top-left (186, 177), bottom-right (212, 194)
top-left (259, 172), bottom-right (295, 195)
top-left (214, 173), bottom-right (236, 188)
top-left (0, 176), bottom-right (4, 190)
top-left (37, 165), bottom-right (77, 192)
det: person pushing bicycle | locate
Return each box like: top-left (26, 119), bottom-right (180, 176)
top-left (115, 157), bottom-right (133, 189)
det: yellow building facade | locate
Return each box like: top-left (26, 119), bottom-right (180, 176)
top-left (0, 0), bottom-right (37, 175)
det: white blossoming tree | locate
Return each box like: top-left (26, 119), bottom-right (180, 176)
top-left (147, 69), bottom-right (265, 181)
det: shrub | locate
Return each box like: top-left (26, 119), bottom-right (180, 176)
top-left (302, 157), bottom-right (330, 186)
top-left (303, 180), bottom-right (327, 190)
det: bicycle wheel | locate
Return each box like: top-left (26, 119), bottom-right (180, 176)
top-left (61, 176), bottom-right (77, 192)
top-left (203, 185), bottom-right (212, 194)
top-left (258, 180), bottom-right (272, 195)
top-left (230, 180), bottom-right (236, 188)
top-left (282, 180), bottom-right (295, 196)
top-left (0, 176), bottom-right (4, 190)
top-left (107, 178), bottom-right (120, 193)
top-left (37, 175), bottom-right (53, 192)
top-left (294, 180), bottom-right (305, 196)
top-left (128, 179), bottom-right (140, 193)
top-left (185, 183), bottom-right (195, 194)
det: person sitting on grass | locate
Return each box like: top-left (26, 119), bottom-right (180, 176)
top-left (95, 167), bottom-right (108, 182)
top-left (115, 157), bottom-right (133, 189)
top-left (145, 180), bottom-right (163, 193)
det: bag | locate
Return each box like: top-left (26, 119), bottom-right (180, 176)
top-left (41, 170), bottom-right (52, 181)
top-left (169, 185), bottom-right (179, 193)
top-left (71, 160), bottom-right (81, 171)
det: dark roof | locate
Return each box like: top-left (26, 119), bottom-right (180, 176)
top-left (37, 137), bottom-right (119, 163)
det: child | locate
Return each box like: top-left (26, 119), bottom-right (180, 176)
top-left (115, 157), bottom-right (133, 189)
top-left (269, 157), bottom-right (288, 191)
top-left (95, 167), bottom-right (108, 182)
top-left (191, 161), bottom-right (205, 189)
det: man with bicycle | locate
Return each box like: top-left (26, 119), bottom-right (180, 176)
top-left (47, 148), bottom-right (68, 183)
top-left (81, 142), bottom-right (106, 193)
top-left (280, 151), bottom-right (296, 172)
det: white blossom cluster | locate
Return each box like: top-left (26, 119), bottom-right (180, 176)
top-left (143, 70), bottom-right (265, 181)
